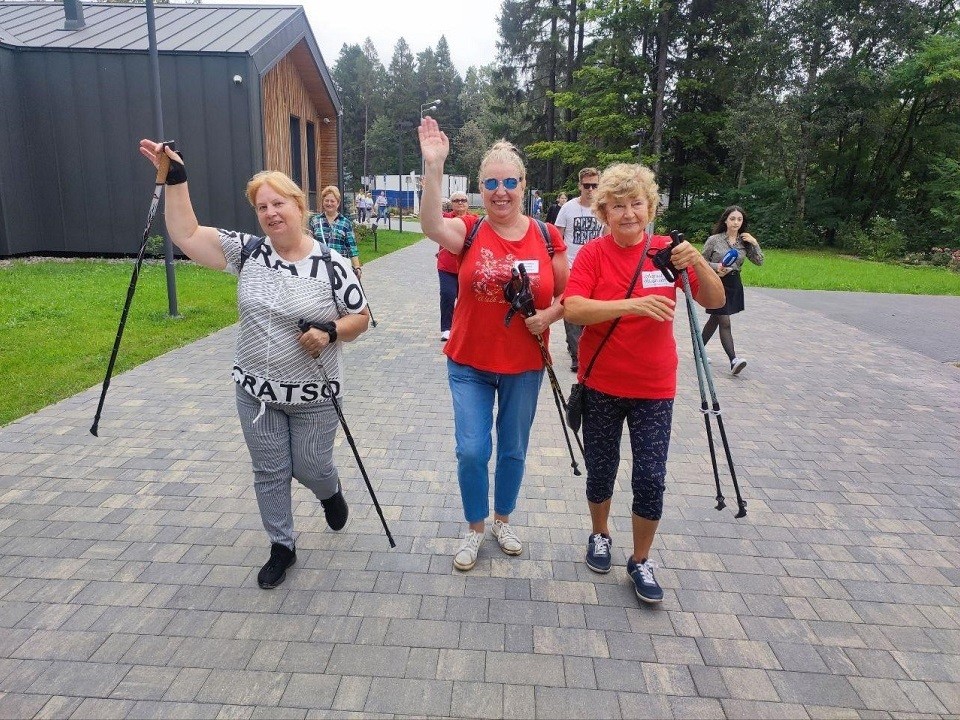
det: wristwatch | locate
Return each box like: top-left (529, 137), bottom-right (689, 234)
top-left (317, 320), bottom-right (337, 344)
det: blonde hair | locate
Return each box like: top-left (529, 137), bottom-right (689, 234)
top-left (477, 139), bottom-right (525, 189)
top-left (320, 185), bottom-right (341, 203)
top-left (592, 163), bottom-right (659, 226)
top-left (245, 171), bottom-right (308, 230)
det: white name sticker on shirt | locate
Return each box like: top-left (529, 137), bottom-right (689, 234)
top-left (514, 259), bottom-right (540, 275)
top-left (642, 270), bottom-right (674, 288)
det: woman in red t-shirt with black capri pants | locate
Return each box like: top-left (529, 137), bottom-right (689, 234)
top-left (418, 117), bottom-right (570, 572)
top-left (563, 163), bottom-right (724, 603)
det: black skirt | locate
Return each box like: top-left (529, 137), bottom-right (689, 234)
top-left (707, 271), bottom-right (745, 316)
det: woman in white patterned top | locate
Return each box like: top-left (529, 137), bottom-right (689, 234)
top-left (139, 140), bottom-right (370, 590)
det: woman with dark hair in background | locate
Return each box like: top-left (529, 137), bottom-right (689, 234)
top-left (700, 205), bottom-right (764, 375)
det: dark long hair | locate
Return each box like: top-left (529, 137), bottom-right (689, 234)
top-left (713, 205), bottom-right (748, 236)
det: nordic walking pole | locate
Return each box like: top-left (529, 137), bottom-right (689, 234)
top-left (90, 148), bottom-right (171, 436)
top-left (666, 232), bottom-right (747, 517)
top-left (503, 265), bottom-right (583, 476)
top-left (297, 320), bottom-right (396, 547)
top-left (681, 271), bottom-right (727, 511)
top-left (313, 218), bottom-right (377, 327)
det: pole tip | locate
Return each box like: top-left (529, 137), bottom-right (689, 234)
top-left (388, 537), bottom-right (397, 549)
top-left (89, 425), bottom-right (99, 437)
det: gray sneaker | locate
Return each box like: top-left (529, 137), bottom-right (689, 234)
top-left (731, 357), bottom-right (747, 375)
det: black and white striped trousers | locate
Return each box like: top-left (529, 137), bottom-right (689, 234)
top-left (236, 387), bottom-right (340, 549)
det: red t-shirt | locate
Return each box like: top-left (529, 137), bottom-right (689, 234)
top-left (563, 234), bottom-right (701, 399)
top-left (445, 215), bottom-right (567, 373)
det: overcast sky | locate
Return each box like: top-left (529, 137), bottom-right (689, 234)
top-left (228, 0), bottom-right (502, 76)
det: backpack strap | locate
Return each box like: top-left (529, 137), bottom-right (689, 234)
top-left (462, 216), bottom-right (485, 253)
top-left (462, 216), bottom-right (555, 257)
top-left (534, 218), bottom-right (555, 257)
top-left (238, 235), bottom-right (266, 273)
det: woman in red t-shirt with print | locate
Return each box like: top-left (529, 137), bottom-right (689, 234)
top-left (418, 117), bottom-right (569, 572)
top-left (563, 163), bottom-right (724, 604)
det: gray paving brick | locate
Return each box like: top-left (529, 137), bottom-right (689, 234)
top-left (534, 686), bottom-right (621, 719)
top-left (0, 692), bottom-right (49, 719)
top-left (111, 665), bottom-right (179, 701)
top-left (25, 660), bottom-right (128, 697)
top-left (278, 673), bottom-right (340, 709)
top-left (616, 692), bottom-right (674, 719)
top-left (195, 669), bottom-right (289, 706)
top-left (451, 680), bottom-right (503, 719)
top-left (766, 670), bottom-right (864, 708)
top-left (325, 644), bottom-right (408, 678)
top-left (361, 677), bottom-right (452, 716)
top-left (486, 652), bottom-right (564, 687)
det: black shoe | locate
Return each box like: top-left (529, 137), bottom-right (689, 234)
top-left (258, 543), bottom-right (296, 589)
top-left (321, 487), bottom-right (349, 531)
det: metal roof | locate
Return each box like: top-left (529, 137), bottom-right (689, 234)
top-left (0, 1), bottom-right (303, 53)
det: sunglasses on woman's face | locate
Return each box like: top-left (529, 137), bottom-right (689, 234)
top-left (482, 177), bottom-right (520, 191)
top-left (451, 198), bottom-right (468, 203)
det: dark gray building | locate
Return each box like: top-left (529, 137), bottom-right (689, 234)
top-left (0, 0), bottom-right (342, 256)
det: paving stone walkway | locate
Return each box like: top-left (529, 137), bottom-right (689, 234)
top-left (0, 238), bottom-right (958, 719)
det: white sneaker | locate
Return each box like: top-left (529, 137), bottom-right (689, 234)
top-left (440, 330), bottom-right (450, 341)
top-left (731, 357), bottom-right (747, 375)
top-left (453, 530), bottom-right (484, 571)
top-left (491, 520), bottom-right (522, 556)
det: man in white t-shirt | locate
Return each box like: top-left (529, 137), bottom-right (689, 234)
top-left (554, 167), bottom-right (603, 371)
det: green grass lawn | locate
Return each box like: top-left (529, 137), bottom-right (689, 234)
top-left (1, 239), bottom-right (956, 426)
top-left (745, 248), bottom-right (960, 295)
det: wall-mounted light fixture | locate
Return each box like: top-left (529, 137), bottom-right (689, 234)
top-left (233, 75), bottom-right (243, 85)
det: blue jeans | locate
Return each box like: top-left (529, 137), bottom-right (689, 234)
top-left (447, 358), bottom-right (543, 524)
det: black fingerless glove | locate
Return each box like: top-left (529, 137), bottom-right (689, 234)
top-left (162, 142), bottom-right (187, 185)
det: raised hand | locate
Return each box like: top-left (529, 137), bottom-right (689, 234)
top-left (418, 117), bottom-right (449, 167)
top-left (138, 139), bottom-right (182, 170)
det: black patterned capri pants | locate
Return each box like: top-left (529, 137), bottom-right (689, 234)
top-left (582, 386), bottom-right (674, 520)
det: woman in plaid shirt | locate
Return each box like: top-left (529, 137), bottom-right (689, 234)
top-left (309, 185), bottom-right (363, 278)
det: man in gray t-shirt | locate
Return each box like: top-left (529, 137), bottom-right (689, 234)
top-left (554, 167), bottom-right (602, 371)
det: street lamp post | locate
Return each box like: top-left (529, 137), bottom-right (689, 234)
top-left (396, 120), bottom-right (418, 233)
top-left (419, 100), bottom-right (441, 210)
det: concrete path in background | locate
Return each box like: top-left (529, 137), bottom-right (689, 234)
top-left (0, 238), bottom-right (958, 718)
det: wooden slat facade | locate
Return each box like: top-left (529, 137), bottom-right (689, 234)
top-left (262, 39), bottom-right (338, 211)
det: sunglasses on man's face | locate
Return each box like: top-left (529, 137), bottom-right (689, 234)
top-left (483, 177), bottom-right (520, 191)
top-left (581, 182), bottom-right (599, 189)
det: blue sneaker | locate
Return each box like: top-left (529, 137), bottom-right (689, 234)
top-left (627, 557), bottom-right (663, 604)
top-left (585, 533), bottom-right (612, 574)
